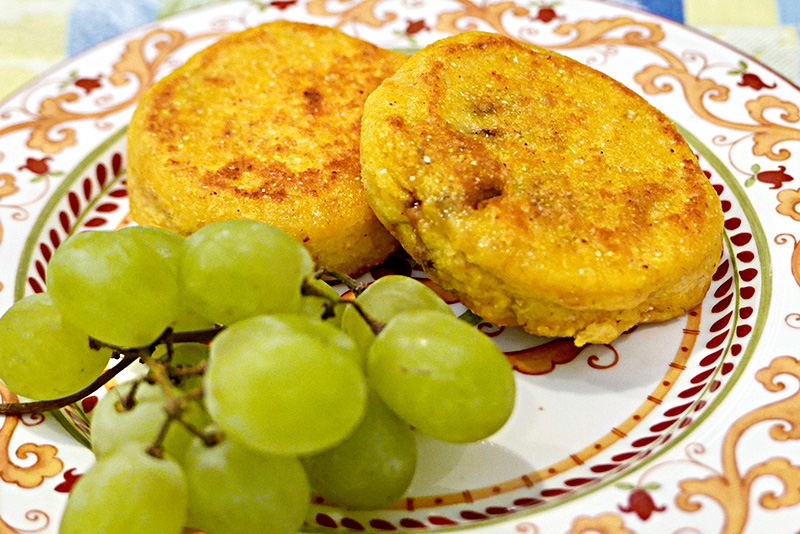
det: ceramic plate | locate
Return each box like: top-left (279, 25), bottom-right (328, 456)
top-left (1, 1), bottom-right (799, 533)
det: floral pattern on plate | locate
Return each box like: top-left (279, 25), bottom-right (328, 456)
top-left (0, 1), bottom-right (799, 533)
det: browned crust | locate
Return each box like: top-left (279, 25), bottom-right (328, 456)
top-left (361, 31), bottom-right (725, 344)
top-left (128, 21), bottom-right (406, 275)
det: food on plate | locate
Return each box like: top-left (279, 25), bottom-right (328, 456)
top-left (204, 313), bottom-right (368, 456)
top-left (368, 310), bottom-right (516, 443)
top-left (89, 380), bottom-right (198, 460)
top-left (0, 293), bottom-right (110, 400)
top-left (47, 225), bottom-right (182, 348)
top-left (340, 273), bottom-right (454, 354)
top-left (0, 220), bottom-right (516, 529)
top-left (360, 31), bottom-right (725, 346)
top-left (58, 441), bottom-right (188, 534)
top-left (301, 391), bottom-right (417, 510)
top-left (126, 21), bottom-right (406, 276)
top-left (183, 439), bottom-right (310, 534)
top-left (179, 218), bottom-right (314, 326)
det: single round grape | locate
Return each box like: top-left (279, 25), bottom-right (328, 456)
top-left (341, 275), bottom-right (452, 353)
top-left (368, 310), bottom-right (515, 443)
top-left (184, 439), bottom-right (309, 534)
top-left (59, 442), bottom-right (187, 534)
top-left (302, 392), bottom-right (416, 509)
top-left (0, 293), bottom-right (110, 400)
top-left (204, 314), bottom-right (367, 455)
top-left (90, 380), bottom-right (195, 461)
top-left (47, 229), bottom-right (180, 347)
top-left (179, 220), bottom-right (314, 325)
top-left (299, 277), bottom-right (345, 328)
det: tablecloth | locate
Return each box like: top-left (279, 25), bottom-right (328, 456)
top-left (0, 0), bottom-right (798, 101)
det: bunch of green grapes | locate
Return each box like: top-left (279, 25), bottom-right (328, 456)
top-left (0, 219), bottom-right (516, 534)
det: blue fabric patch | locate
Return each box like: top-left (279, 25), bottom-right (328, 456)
top-left (777, 0), bottom-right (800, 24)
top-left (67, 0), bottom-right (160, 56)
top-left (612, 0), bottom-right (684, 22)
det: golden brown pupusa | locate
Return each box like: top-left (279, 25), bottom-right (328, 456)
top-left (127, 21), bottom-right (406, 275)
top-left (360, 31), bottom-right (724, 345)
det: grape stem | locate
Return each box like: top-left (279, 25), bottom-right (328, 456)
top-left (140, 354), bottom-right (223, 457)
top-left (119, 378), bottom-right (144, 410)
top-left (168, 361), bottom-right (207, 382)
top-left (88, 327), bottom-right (223, 351)
top-left (176, 412), bottom-right (223, 447)
top-left (350, 301), bottom-right (386, 335)
top-left (301, 279), bottom-right (346, 321)
top-left (0, 352), bottom-right (141, 416)
top-left (174, 386), bottom-right (222, 446)
top-left (316, 269), bottom-right (369, 296)
top-left (140, 353), bottom-right (190, 458)
top-left (0, 327), bottom-right (223, 417)
top-left (301, 278), bottom-right (385, 335)
top-left (141, 354), bottom-right (178, 399)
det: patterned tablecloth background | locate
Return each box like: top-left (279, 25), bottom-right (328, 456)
top-left (0, 0), bottom-right (798, 103)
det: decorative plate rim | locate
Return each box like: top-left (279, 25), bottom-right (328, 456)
top-left (1, 1), bottom-right (798, 533)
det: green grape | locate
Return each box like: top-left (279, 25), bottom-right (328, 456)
top-left (0, 293), bottom-right (110, 400)
top-left (341, 275), bottom-right (452, 353)
top-left (179, 219), bottom-right (314, 325)
top-left (59, 442), bottom-right (187, 534)
top-left (183, 439), bottom-right (309, 534)
top-left (299, 276), bottom-right (345, 328)
top-left (172, 303), bottom-right (218, 333)
top-left (302, 392), bottom-right (416, 509)
top-left (117, 225), bottom-right (183, 272)
top-left (90, 380), bottom-right (196, 461)
top-left (120, 225), bottom-right (217, 333)
top-left (276, 314), bottom-right (363, 370)
top-left (204, 314), bottom-right (367, 455)
top-left (368, 310), bottom-right (515, 443)
top-left (152, 342), bottom-right (209, 391)
top-left (47, 229), bottom-right (180, 347)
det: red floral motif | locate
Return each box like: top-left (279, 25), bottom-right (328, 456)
top-left (18, 156), bottom-right (52, 175)
top-left (756, 165), bottom-right (793, 189)
top-left (270, 0), bottom-right (297, 9)
top-left (74, 75), bottom-right (102, 94)
top-left (532, 3), bottom-right (562, 23)
top-left (405, 19), bottom-right (430, 35)
top-left (54, 468), bottom-right (82, 493)
top-left (737, 72), bottom-right (777, 91)
top-left (26, 155), bottom-right (127, 295)
top-left (618, 486), bottom-right (666, 520)
top-left (729, 60), bottom-right (776, 91)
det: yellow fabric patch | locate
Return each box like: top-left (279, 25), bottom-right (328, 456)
top-left (0, 13), bottom-right (66, 59)
top-left (684, 0), bottom-right (779, 26)
top-left (0, 66), bottom-right (41, 101)
top-left (0, 12), bottom-right (68, 100)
